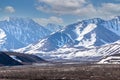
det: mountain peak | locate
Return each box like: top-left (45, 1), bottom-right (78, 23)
top-left (2, 17), bottom-right (33, 23)
top-left (46, 23), bottom-right (63, 27)
top-left (46, 23), bottom-right (63, 32)
top-left (82, 18), bottom-right (104, 24)
top-left (47, 23), bottom-right (57, 26)
top-left (2, 17), bottom-right (10, 22)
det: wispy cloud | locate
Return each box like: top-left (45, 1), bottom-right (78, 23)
top-left (36, 0), bottom-right (120, 19)
top-left (98, 3), bottom-right (120, 18)
top-left (36, 0), bottom-right (87, 15)
top-left (5, 6), bottom-right (15, 13)
top-left (33, 16), bottom-right (64, 26)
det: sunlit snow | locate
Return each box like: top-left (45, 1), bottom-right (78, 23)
top-left (98, 56), bottom-right (120, 64)
top-left (0, 28), bottom-right (6, 45)
top-left (75, 24), bottom-right (97, 41)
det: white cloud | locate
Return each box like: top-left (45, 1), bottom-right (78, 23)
top-left (5, 6), bottom-right (15, 13)
top-left (36, 0), bottom-right (120, 19)
top-left (36, 0), bottom-right (87, 15)
top-left (98, 3), bottom-right (120, 19)
top-left (33, 16), bottom-right (64, 26)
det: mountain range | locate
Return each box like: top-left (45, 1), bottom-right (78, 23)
top-left (30, 16), bottom-right (120, 52)
top-left (0, 16), bottom-right (120, 64)
top-left (0, 17), bottom-right (63, 51)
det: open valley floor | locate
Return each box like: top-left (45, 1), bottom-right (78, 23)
top-left (0, 64), bottom-right (120, 80)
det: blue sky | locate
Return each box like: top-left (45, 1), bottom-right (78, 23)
top-left (0, 0), bottom-right (120, 26)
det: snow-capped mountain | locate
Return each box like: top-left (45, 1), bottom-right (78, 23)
top-left (18, 16), bottom-right (120, 53)
top-left (15, 16), bottom-right (120, 63)
top-left (17, 39), bottom-right (120, 63)
top-left (98, 56), bottom-right (120, 64)
top-left (0, 17), bottom-right (51, 50)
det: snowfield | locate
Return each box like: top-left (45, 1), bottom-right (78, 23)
top-left (0, 28), bottom-right (6, 45)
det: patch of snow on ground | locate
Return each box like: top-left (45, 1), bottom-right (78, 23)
top-left (98, 56), bottom-right (120, 64)
top-left (10, 55), bottom-right (22, 62)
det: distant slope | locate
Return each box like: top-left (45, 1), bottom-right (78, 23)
top-left (0, 52), bottom-right (22, 66)
top-left (98, 54), bottom-right (120, 64)
top-left (0, 51), bottom-right (46, 66)
top-left (45, 23), bottom-right (63, 32)
top-left (6, 52), bottom-right (46, 64)
top-left (97, 41), bottom-right (120, 64)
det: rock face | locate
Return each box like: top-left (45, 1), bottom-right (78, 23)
top-left (0, 17), bottom-right (51, 50)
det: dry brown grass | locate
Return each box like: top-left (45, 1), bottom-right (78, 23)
top-left (0, 64), bottom-right (120, 80)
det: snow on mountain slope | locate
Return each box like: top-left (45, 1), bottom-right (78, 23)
top-left (98, 52), bottom-right (120, 64)
top-left (75, 24), bottom-right (97, 41)
top-left (0, 28), bottom-right (6, 45)
top-left (74, 23), bottom-right (97, 48)
top-left (14, 16), bottom-right (120, 62)
top-left (98, 56), bottom-right (120, 64)
top-left (17, 16), bottom-right (120, 54)
top-left (16, 32), bottom-right (74, 52)
top-left (15, 39), bottom-right (46, 53)
top-left (75, 23), bottom-right (97, 41)
top-left (0, 17), bottom-right (51, 50)
top-left (20, 40), bottom-right (120, 62)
